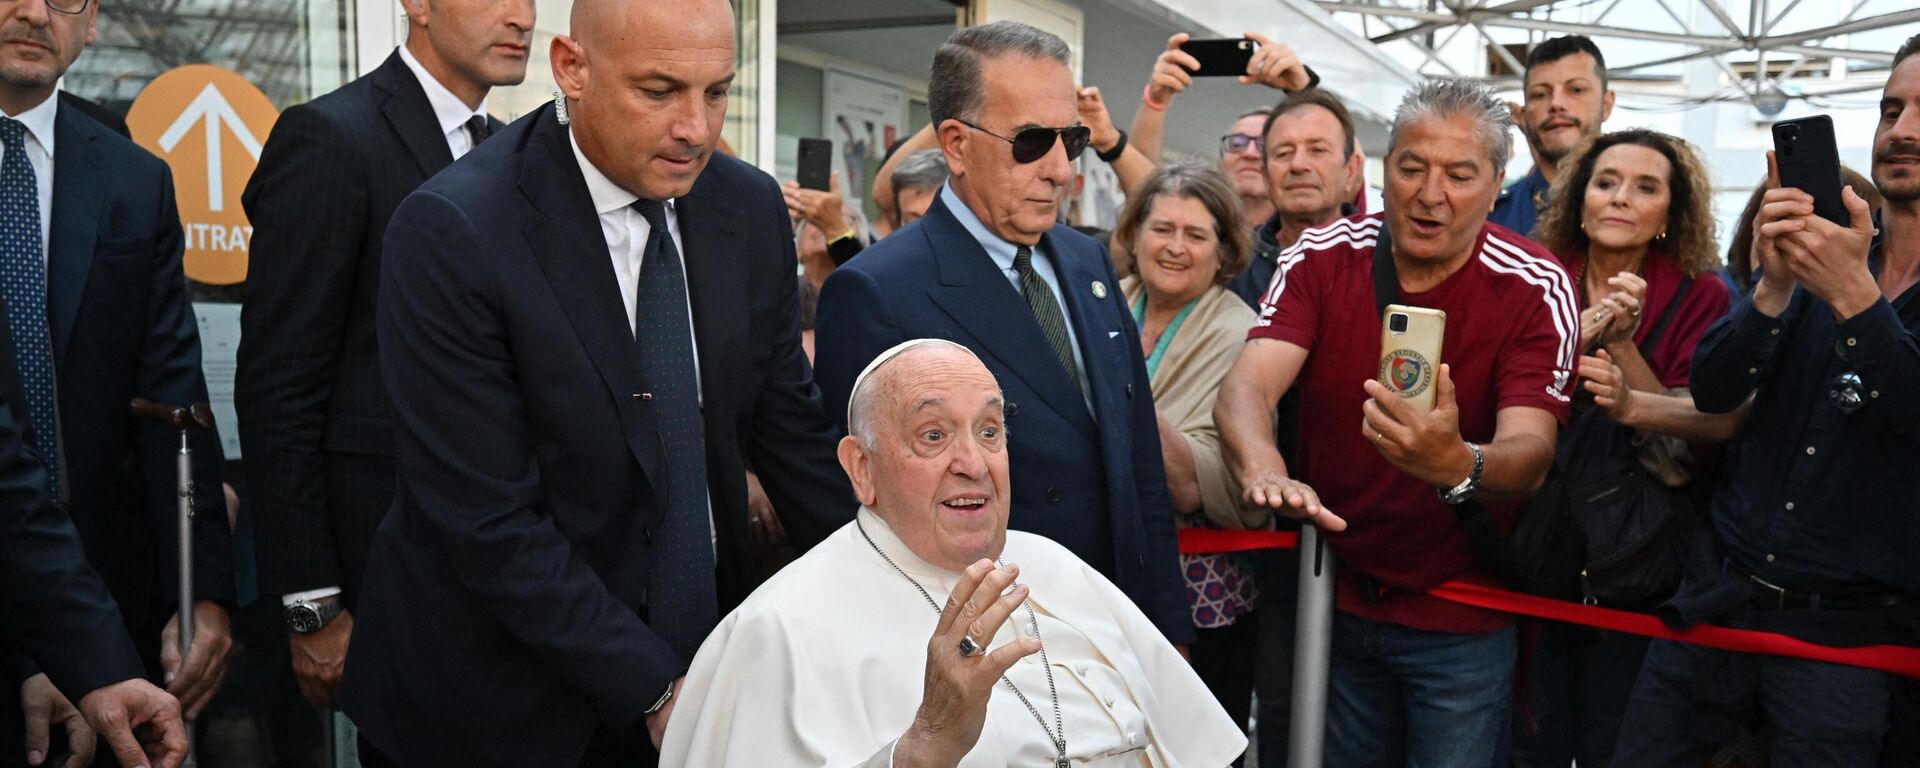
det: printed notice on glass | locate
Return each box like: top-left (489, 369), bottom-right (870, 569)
top-left (194, 302), bottom-right (242, 459)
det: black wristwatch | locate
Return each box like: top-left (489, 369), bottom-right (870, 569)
top-left (1095, 129), bottom-right (1129, 163)
top-left (284, 598), bottom-right (344, 635)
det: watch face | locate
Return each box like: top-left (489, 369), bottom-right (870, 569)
top-left (286, 605), bottom-right (320, 634)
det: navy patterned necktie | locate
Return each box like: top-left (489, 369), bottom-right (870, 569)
top-left (0, 117), bottom-right (59, 502)
top-left (463, 114), bottom-right (491, 148)
top-left (629, 199), bottom-right (717, 658)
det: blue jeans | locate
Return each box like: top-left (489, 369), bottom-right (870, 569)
top-left (1612, 634), bottom-right (1892, 767)
top-left (1326, 610), bottom-right (1516, 768)
top-left (1508, 623), bottom-right (1647, 768)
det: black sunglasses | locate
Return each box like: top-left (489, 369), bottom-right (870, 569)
top-left (956, 119), bottom-right (1091, 164)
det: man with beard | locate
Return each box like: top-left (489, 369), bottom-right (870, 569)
top-left (1611, 33), bottom-right (1920, 766)
top-left (1490, 35), bottom-right (1614, 236)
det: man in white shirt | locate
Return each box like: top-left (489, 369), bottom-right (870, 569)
top-left (235, 0), bottom-right (533, 710)
top-left (662, 339), bottom-right (1244, 768)
top-left (336, 0), bottom-right (854, 764)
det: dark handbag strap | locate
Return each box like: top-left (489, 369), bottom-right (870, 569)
top-left (1636, 276), bottom-right (1694, 360)
top-left (1371, 221), bottom-right (1397, 319)
top-left (1369, 222), bottom-right (1514, 576)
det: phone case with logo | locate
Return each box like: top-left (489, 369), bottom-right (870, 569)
top-left (1378, 304), bottom-right (1447, 413)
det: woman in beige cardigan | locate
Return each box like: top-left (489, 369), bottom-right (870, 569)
top-left (1113, 162), bottom-right (1266, 750)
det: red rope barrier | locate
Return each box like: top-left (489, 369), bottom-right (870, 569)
top-left (1178, 528), bottom-right (1920, 678)
top-left (1176, 528), bottom-right (1298, 554)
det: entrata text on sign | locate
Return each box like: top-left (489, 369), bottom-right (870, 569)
top-left (127, 65), bottom-right (279, 286)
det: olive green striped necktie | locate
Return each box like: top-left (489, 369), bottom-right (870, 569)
top-left (1013, 245), bottom-right (1079, 382)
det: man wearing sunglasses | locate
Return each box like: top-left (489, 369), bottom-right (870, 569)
top-left (0, 0), bottom-right (235, 757)
top-left (1613, 33), bottom-right (1920, 766)
top-left (815, 21), bottom-right (1193, 647)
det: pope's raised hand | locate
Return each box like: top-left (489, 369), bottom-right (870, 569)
top-left (894, 560), bottom-right (1041, 768)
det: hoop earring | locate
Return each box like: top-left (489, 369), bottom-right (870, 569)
top-left (554, 92), bottom-right (570, 126)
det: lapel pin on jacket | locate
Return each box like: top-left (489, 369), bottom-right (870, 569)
top-left (1091, 281), bottom-right (1107, 299)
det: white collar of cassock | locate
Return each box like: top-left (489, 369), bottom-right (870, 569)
top-left (855, 506), bottom-right (998, 589)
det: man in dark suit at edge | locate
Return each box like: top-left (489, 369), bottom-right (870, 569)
top-left (236, 0), bottom-right (529, 710)
top-left (813, 21), bottom-right (1192, 645)
top-left (339, 0), bottom-right (855, 764)
top-left (0, 0), bottom-right (233, 758)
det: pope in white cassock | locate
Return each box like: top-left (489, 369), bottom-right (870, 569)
top-left (659, 339), bottom-right (1246, 767)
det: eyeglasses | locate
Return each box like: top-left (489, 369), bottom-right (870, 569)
top-left (45, 0), bottom-right (91, 15)
top-left (1219, 133), bottom-right (1263, 156)
top-left (956, 119), bottom-right (1090, 164)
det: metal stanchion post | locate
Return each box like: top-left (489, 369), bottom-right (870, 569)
top-left (132, 398), bottom-right (213, 768)
top-left (176, 428), bottom-right (195, 768)
top-left (1287, 525), bottom-right (1335, 768)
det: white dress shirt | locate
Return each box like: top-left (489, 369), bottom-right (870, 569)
top-left (938, 183), bottom-right (1092, 409)
top-left (396, 45), bottom-right (489, 161)
top-left (568, 126), bottom-right (715, 550)
top-left (0, 93), bottom-right (57, 268)
top-left (282, 47), bottom-right (492, 608)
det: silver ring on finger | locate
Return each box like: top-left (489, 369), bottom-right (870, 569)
top-left (957, 635), bottom-right (982, 657)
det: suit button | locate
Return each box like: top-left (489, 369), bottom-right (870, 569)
top-left (642, 527), bottom-right (652, 544)
top-left (1046, 488), bottom-right (1062, 503)
top-left (1126, 384), bottom-right (1134, 398)
top-left (1006, 401), bottom-right (1019, 417)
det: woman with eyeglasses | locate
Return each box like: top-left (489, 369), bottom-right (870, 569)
top-left (1109, 162), bottom-right (1263, 759)
top-left (1509, 129), bottom-right (1733, 768)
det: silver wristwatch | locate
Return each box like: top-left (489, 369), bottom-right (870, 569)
top-left (1438, 441), bottom-right (1484, 505)
top-left (643, 683), bottom-right (675, 715)
top-left (284, 598), bottom-right (344, 635)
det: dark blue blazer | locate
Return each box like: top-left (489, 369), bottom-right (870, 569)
top-left (340, 104), bottom-right (854, 765)
top-left (0, 267), bottom-right (146, 757)
top-left (814, 194), bottom-right (1192, 643)
top-left (238, 52), bottom-right (504, 608)
top-left (0, 100), bottom-right (229, 754)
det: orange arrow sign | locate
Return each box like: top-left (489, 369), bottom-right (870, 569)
top-left (128, 65), bottom-right (279, 286)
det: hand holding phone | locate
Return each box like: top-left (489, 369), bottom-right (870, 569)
top-left (1178, 37), bottom-right (1257, 78)
top-left (1376, 306), bottom-right (1446, 413)
top-left (1770, 116), bottom-right (1846, 225)
top-left (796, 137), bottom-right (832, 192)
top-left (1365, 306), bottom-right (1476, 489)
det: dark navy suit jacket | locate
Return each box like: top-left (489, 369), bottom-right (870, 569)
top-left (339, 104), bottom-right (854, 765)
top-left (815, 193), bottom-right (1192, 643)
top-left (238, 52), bottom-right (505, 609)
top-left (0, 99), bottom-right (229, 755)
